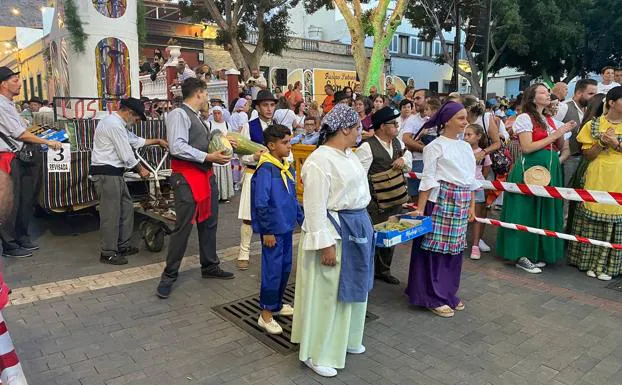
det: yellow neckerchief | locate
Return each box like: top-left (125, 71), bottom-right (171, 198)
top-left (256, 152), bottom-right (294, 191)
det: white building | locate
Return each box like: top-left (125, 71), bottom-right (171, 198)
top-left (287, 1), bottom-right (470, 93)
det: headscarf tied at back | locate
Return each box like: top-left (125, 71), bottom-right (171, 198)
top-left (318, 103), bottom-right (360, 146)
top-left (417, 101), bottom-right (465, 138)
top-left (234, 98), bottom-right (248, 111)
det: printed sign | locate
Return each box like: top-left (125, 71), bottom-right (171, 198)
top-left (312, 69), bottom-right (358, 103)
top-left (47, 144), bottom-right (71, 173)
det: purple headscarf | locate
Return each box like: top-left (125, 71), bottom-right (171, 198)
top-left (421, 101), bottom-right (465, 132)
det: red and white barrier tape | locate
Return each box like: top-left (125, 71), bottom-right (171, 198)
top-left (407, 172), bottom-right (622, 206)
top-left (475, 217), bottom-right (622, 250)
top-left (0, 312), bottom-right (28, 384)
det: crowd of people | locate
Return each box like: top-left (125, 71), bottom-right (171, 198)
top-left (3, 54), bottom-right (622, 380)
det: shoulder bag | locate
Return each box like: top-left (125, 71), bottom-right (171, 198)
top-left (482, 114), bottom-right (512, 175)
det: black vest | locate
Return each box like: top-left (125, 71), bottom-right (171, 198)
top-left (173, 104), bottom-right (212, 170)
top-left (563, 101), bottom-right (582, 156)
top-left (367, 136), bottom-right (402, 175)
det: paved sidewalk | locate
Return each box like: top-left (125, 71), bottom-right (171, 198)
top-left (2, 200), bottom-right (622, 385)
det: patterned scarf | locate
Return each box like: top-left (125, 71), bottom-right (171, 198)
top-left (257, 152), bottom-right (294, 191)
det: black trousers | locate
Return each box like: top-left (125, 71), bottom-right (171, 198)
top-left (161, 173), bottom-right (220, 284)
top-left (368, 202), bottom-right (404, 275)
top-left (0, 157), bottom-right (39, 252)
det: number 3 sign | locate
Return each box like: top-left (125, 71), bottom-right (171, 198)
top-left (47, 144), bottom-right (72, 173)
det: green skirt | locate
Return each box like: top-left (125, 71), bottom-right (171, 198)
top-left (496, 149), bottom-right (565, 263)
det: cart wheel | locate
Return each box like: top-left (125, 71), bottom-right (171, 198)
top-left (142, 222), bottom-right (165, 252)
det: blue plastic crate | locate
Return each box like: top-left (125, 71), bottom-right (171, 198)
top-left (374, 215), bottom-right (433, 248)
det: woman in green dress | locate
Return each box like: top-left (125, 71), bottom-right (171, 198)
top-left (496, 84), bottom-right (576, 273)
top-left (291, 104), bottom-right (374, 378)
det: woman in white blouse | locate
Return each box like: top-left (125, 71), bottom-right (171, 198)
top-left (291, 104), bottom-right (373, 378)
top-left (406, 101), bottom-right (480, 318)
top-left (272, 97), bottom-right (301, 132)
top-left (496, 84), bottom-right (575, 274)
top-left (205, 106), bottom-right (235, 202)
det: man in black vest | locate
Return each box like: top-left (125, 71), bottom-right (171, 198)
top-left (562, 78), bottom-right (597, 186)
top-left (157, 78), bottom-right (234, 299)
top-left (356, 107), bottom-right (412, 284)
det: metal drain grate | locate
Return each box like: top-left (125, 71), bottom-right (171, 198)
top-left (606, 279), bottom-right (622, 292)
top-left (212, 284), bottom-right (378, 355)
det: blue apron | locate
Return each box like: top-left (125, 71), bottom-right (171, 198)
top-left (327, 209), bottom-right (375, 303)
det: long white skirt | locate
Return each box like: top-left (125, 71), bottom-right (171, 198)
top-left (238, 170), bottom-right (253, 220)
top-left (214, 163), bottom-right (234, 201)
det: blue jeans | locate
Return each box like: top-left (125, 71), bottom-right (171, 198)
top-left (407, 160), bottom-right (424, 197)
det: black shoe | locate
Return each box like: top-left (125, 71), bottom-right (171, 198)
top-left (156, 281), bottom-right (173, 299)
top-left (18, 240), bottom-right (39, 251)
top-left (118, 246), bottom-right (139, 257)
top-left (375, 272), bottom-right (400, 285)
top-left (202, 267), bottom-right (235, 280)
top-left (100, 254), bottom-right (128, 265)
top-left (3, 247), bottom-right (33, 258)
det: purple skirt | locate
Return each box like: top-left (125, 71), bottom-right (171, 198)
top-left (404, 202), bottom-right (463, 309)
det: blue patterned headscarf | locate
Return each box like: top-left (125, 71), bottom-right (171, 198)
top-left (319, 104), bottom-right (360, 145)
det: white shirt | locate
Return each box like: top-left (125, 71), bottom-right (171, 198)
top-left (230, 111), bottom-right (249, 133)
top-left (246, 75), bottom-right (267, 99)
top-left (39, 106), bottom-right (53, 113)
top-left (178, 66), bottom-right (197, 82)
top-left (420, 135), bottom-right (481, 202)
top-left (301, 145), bottom-right (371, 251)
top-left (91, 113), bottom-right (145, 169)
top-left (513, 113), bottom-right (570, 140)
top-left (208, 120), bottom-right (228, 135)
top-left (477, 112), bottom-right (509, 141)
top-left (555, 102), bottom-right (569, 121)
top-left (598, 81), bottom-right (620, 95)
top-left (396, 115), bottom-right (411, 142)
top-left (0, 94), bottom-right (26, 152)
top-left (402, 113), bottom-right (428, 160)
top-left (273, 109), bottom-right (297, 130)
top-left (356, 136), bottom-right (413, 174)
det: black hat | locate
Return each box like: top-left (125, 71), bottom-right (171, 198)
top-left (209, 97), bottom-right (224, 104)
top-left (253, 90), bottom-right (278, 107)
top-left (334, 90), bottom-right (350, 104)
top-left (371, 106), bottom-right (400, 129)
top-left (0, 67), bottom-right (19, 82)
top-left (120, 97), bottom-right (147, 121)
top-left (28, 97), bottom-right (43, 104)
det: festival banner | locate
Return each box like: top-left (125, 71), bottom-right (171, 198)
top-left (312, 68), bottom-right (357, 103)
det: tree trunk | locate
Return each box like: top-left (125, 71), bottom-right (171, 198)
top-left (365, 45), bottom-right (386, 94)
top-left (228, 40), bottom-right (250, 74)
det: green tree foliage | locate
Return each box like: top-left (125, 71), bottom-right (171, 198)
top-left (179, 0), bottom-right (299, 73)
top-left (582, 0), bottom-right (622, 73)
top-left (64, 0), bottom-right (87, 54)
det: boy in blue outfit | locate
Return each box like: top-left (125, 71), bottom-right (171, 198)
top-left (251, 124), bottom-right (304, 335)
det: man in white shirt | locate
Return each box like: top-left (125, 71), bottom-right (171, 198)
top-left (176, 59), bottom-right (197, 84)
top-left (552, 82), bottom-right (569, 121)
top-left (597, 66), bottom-right (620, 94)
top-left (90, 98), bottom-right (167, 265)
top-left (246, 68), bottom-right (267, 100)
top-left (356, 106), bottom-right (412, 285)
top-left (402, 89), bottom-right (431, 201)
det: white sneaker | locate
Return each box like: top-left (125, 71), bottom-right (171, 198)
top-left (534, 262), bottom-right (547, 268)
top-left (597, 273), bottom-right (612, 281)
top-left (303, 359), bottom-right (337, 377)
top-left (277, 304), bottom-right (294, 316)
top-left (347, 345), bottom-right (366, 354)
top-left (257, 316), bottom-right (283, 335)
top-left (516, 257), bottom-right (542, 274)
top-left (586, 270), bottom-right (597, 278)
top-left (478, 239), bottom-right (491, 252)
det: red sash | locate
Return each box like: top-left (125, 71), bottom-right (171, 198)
top-left (171, 159), bottom-right (214, 224)
top-left (0, 152), bottom-right (15, 174)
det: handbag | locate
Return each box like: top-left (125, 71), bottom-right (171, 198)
top-left (522, 146), bottom-right (553, 186)
top-left (369, 168), bottom-right (409, 209)
top-left (482, 114), bottom-right (512, 175)
top-left (0, 130), bottom-right (37, 164)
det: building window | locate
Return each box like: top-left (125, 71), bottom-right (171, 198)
top-left (409, 37), bottom-right (423, 56)
top-left (399, 35), bottom-right (409, 55)
top-left (22, 79), bottom-right (28, 101)
top-left (434, 41), bottom-right (442, 56)
top-left (390, 35), bottom-right (399, 53)
top-left (37, 74), bottom-right (43, 99)
top-left (446, 43), bottom-right (454, 60)
top-left (29, 77), bottom-right (35, 100)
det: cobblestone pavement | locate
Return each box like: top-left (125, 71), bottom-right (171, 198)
top-left (3, 198), bottom-right (622, 385)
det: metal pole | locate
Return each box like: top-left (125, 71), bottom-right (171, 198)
top-left (480, 0), bottom-right (493, 99)
top-left (452, 1), bottom-right (461, 92)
